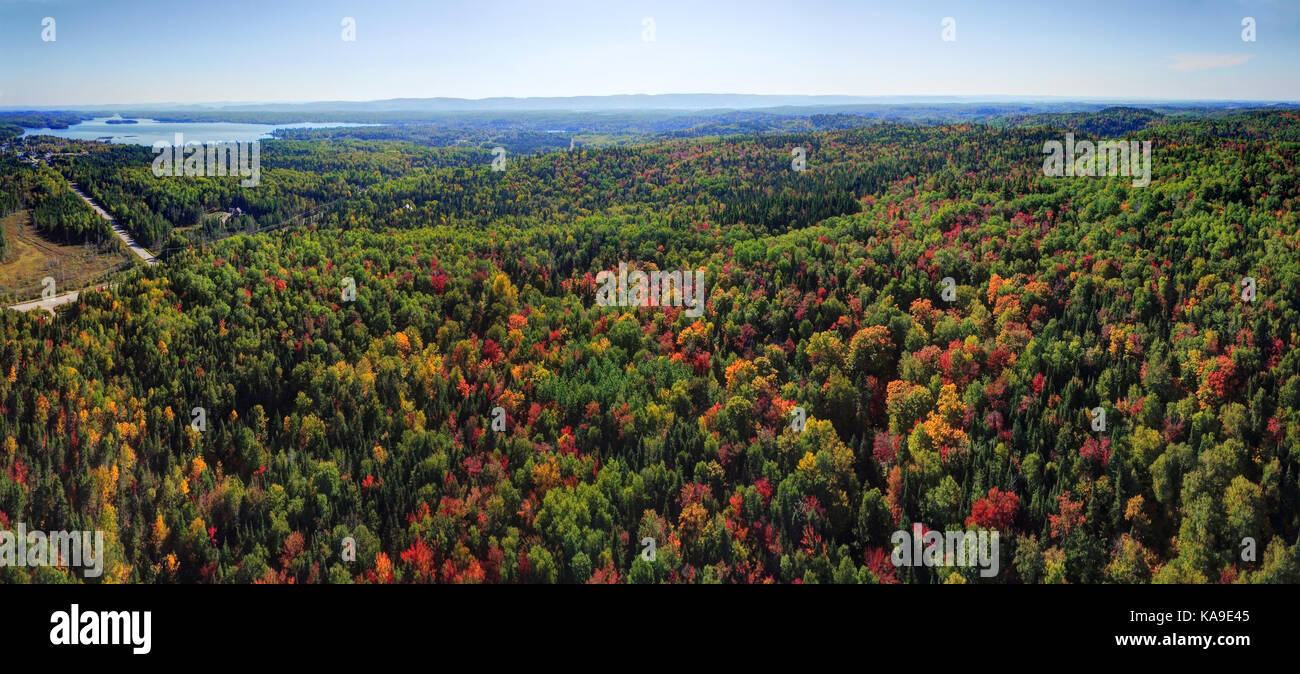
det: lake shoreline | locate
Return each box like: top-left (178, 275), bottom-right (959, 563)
top-left (21, 117), bottom-right (380, 146)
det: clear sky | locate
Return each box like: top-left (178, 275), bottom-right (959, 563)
top-left (2, 0), bottom-right (1297, 106)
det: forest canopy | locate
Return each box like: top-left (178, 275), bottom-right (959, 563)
top-left (2, 107), bottom-right (1299, 584)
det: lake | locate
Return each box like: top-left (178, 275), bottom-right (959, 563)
top-left (21, 117), bottom-right (378, 146)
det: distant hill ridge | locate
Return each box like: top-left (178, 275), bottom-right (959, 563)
top-left (8, 94), bottom-right (1298, 115)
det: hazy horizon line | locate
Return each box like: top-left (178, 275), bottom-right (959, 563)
top-left (4, 92), bottom-right (1299, 111)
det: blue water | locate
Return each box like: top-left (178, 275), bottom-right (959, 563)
top-left (22, 117), bottom-right (378, 146)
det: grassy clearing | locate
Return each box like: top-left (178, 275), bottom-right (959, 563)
top-left (0, 209), bottom-right (133, 303)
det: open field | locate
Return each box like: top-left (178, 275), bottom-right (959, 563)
top-left (0, 209), bottom-right (131, 303)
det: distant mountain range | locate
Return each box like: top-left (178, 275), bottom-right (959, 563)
top-left (6, 94), bottom-right (1298, 114)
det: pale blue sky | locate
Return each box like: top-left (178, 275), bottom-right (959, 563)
top-left (2, 0), bottom-right (1297, 105)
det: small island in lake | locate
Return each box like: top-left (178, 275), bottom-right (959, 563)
top-left (104, 118), bottom-right (139, 125)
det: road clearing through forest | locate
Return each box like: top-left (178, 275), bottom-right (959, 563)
top-left (66, 182), bottom-right (159, 266)
top-left (4, 178), bottom-right (150, 314)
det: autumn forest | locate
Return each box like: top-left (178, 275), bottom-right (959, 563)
top-left (1, 105), bottom-right (1299, 584)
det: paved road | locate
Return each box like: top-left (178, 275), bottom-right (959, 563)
top-left (67, 182), bottom-right (159, 266)
top-left (7, 289), bottom-right (83, 315)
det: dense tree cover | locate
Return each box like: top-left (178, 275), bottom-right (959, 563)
top-left (0, 157), bottom-right (113, 245)
top-left (999, 106), bottom-right (1166, 137)
top-left (48, 138), bottom-right (519, 251)
top-left (30, 191), bottom-right (107, 245)
top-left (2, 109), bottom-right (1299, 584)
top-left (0, 164), bottom-right (17, 261)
